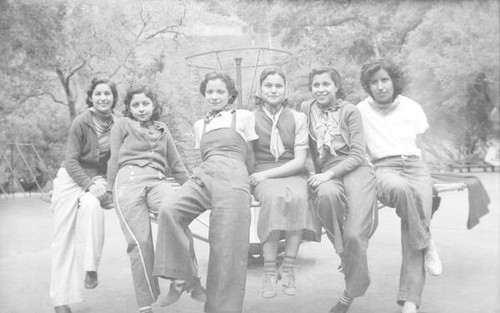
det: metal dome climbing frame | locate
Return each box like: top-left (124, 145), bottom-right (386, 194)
top-left (185, 47), bottom-right (292, 108)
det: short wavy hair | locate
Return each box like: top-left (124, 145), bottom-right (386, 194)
top-left (199, 72), bottom-right (239, 105)
top-left (85, 77), bottom-right (118, 109)
top-left (308, 67), bottom-right (346, 100)
top-left (359, 60), bottom-right (405, 100)
top-left (122, 86), bottom-right (162, 121)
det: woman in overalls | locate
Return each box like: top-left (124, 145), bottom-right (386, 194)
top-left (106, 87), bottom-right (189, 313)
top-left (250, 67), bottom-right (320, 298)
top-left (154, 72), bottom-right (258, 313)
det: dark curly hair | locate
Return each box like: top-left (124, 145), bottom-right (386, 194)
top-left (308, 67), bottom-right (346, 100)
top-left (199, 72), bottom-right (239, 105)
top-left (85, 77), bottom-right (118, 109)
top-left (122, 87), bottom-right (161, 121)
top-left (359, 60), bottom-right (405, 101)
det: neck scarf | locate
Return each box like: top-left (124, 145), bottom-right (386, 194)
top-left (262, 106), bottom-right (285, 162)
top-left (90, 108), bottom-right (114, 134)
top-left (315, 99), bottom-right (345, 160)
top-left (204, 104), bottom-right (234, 124)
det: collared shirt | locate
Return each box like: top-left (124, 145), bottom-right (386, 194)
top-left (357, 95), bottom-right (429, 159)
top-left (193, 109), bottom-right (258, 148)
top-left (309, 101), bottom-right (349, 158)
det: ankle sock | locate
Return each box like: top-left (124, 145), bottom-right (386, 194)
top-left (282, 256), bottom-right (296, 273)
top-left (139, 306), bottom-right (153, 313)
top-left (264, 260), bottom-right (276, 276)
top-left (339, 290), bottom-right (353, 306)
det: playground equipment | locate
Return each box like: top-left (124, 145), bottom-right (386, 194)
top-left (0, 143), bottom-right (53, 195)
top-left (186, 47), bottom-right (292, 108)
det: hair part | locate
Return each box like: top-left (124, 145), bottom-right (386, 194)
top-left (86, 77), bottom-right (118, 109)
top-left (308, 67), bottom-right (346, 100)
top-left (122, 86), bottom-right (162, 121)
top-left (359, 59), bottom-right (405, 100)
top-left (199, 72), bottom-right (239, 105)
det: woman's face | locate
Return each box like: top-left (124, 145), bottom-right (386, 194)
top-left (311, 73), bottom-right (338, 107)
top-left (369, 69), bottom-right (394, 105)
top-left (129, 93), bottom-right (154, 122)
top-left (204, 78), bottom-right (230, 111)
top-left (91, 83), bottom-right (114, 114)
top-left (261, 74), bottom-right (286, 108)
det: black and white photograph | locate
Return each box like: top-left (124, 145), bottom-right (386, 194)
top-left (0, 0), bottom-right (498, 312)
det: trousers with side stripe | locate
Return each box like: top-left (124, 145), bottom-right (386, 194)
top-left (114, 164), bottom-right (177, 308)
top-left (311, 162), bottom-right (378, 298)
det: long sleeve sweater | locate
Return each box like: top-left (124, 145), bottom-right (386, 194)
top-left (299, 99), bottom-right (367, 178)
top-left (106, 117), bottom-right (189, 191)
top-left (64, 110), bottom-right (111, 190)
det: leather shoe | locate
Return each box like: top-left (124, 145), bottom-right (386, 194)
top-left (190, 277), bottom-right (207, 303)
top-left (84, 271), bottom-right (99, 289)
top-left (54, 305), bottom-right (72, 313)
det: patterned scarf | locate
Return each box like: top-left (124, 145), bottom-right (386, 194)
top-left (315, 99), bottom-right (346, 160)
top-left (204, 104), bottom-right (234, 124)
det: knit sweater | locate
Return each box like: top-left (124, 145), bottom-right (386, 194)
top-left (299, 99), bottom-right (367, 178)
top-left (64, 110), bottom-right (112, 190)
top-left (106, 117), bottom-right (189, 191)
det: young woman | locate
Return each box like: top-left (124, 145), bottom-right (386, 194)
top-left (50, 77), bottom-right (117, 313)
top-left (357, 59), bottom-right (442, 313)
top-left (153, 72), bottom-right (258, 313)
top-left (251, 67), bottom-right (320, 298)
top-left (300, 67), bottom-right (378, 313)
top-left (106, 87), bottom-right (189, 313)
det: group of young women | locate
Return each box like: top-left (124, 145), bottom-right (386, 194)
top-left (50, 59), bottom-right (442, 313)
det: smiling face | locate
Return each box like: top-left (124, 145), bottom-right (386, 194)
top-left (369, 69), bottom-right (395, 105)
top-left (204, 78), bottom-right (230, 111)
top-left (311, 72), bottom-right (338, 107)
top-left (260, 73), bottom-right (286, 108)
top-left (91, 83), bottom-right (114, 114)
top-left (129, 93), bottom-right (154, 122)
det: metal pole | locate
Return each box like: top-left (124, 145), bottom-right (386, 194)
top-left (234, 57), bottom-right (243, 108)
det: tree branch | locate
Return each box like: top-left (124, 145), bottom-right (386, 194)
top-left (18, 92), bottom-right (68, 106)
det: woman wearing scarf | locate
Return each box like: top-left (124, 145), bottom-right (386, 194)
top-left (251, 67), bottom-right (320, 299)
top-left (154, 72), bottom-right (258, 313)
top-left (299, 67), bottom-right (378, 313)
top-left (50, 77), bottom-right (117, 313)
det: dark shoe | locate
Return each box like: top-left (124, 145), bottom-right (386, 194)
top-left (54, 305), bottom-right (72, 313)
top-left (161, 280), bottom-right (187, 307)
top-left (189, 277), bottom-right (207, 303)
top-left (84, 271), bottom-right (98, 289)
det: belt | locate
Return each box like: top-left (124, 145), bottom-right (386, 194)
top-left (372, 154), bottom-right (419, 163)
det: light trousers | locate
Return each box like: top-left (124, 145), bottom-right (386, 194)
top-left (374, 157), bottom-right (433, 307)
top-left (50, 168), bottom-right (105, 306)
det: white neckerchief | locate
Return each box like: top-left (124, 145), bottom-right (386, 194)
top-left (263, 106), bottom-right (285, 162)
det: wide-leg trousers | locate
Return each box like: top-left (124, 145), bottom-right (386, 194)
top-left (113, 165), bottom-right (178, 309)
top-left (154, 155), bottom-right (251, 313)
top-left (374, 157), bottom-right (433, 307)
top-left (311, 163), bottom-right (378, 298)
top-left (50, 167), bottom-right (105, 306)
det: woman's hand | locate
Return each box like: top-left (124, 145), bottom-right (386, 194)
top-left (249, 172), bottom-right (268, 186)
top-left (88, 183), bottom-right (107, 200)
top-left (307, 171), bottom-right (333, 189)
